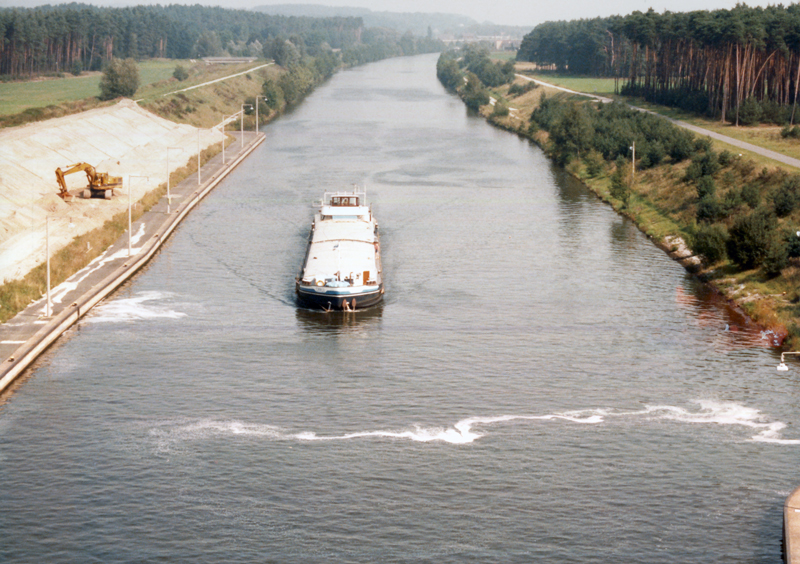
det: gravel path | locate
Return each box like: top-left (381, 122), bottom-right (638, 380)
top-left (517, 74), bottom-right (800, 170)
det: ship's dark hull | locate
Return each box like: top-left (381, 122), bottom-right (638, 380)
top-left (296, 283), bottom-right (384, 311)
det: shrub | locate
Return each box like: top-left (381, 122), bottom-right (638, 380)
top-left (610, 156), bottom-right (630, 207)
top-left (508, 82), bottom-right (537, 97)
top-left (738, 97), bottom-right (763, 126)
top-left (694, 223), bottom-right (728, 264)
top-left (70, 61), bottom-right (83, 76)
top-left (773, 177), bottom-right (800, 217)
top-left (697, 195), bottom-right (723, 222)
top-left (684, 161), bottom-right (703, 183)
top-left (667, 129), bottom-right (694, 162)
top-left (696, 175), bottom-right (716, 199)
top-left (492, 101), bottom-right (509, 117)
top-left (464, 88), bottom-right (490, 111)
top-left (727, 208), bottom-right (778, 269)
top-left (173, 64), bottom-right (189, 81)
top-left (763, 237), bottom-right (788, 277)
top-left (583, 150), bottom-right (605, 178)
top-left (695, 150), bottom-right (721, 176)
top-left (741, 183), bottom-right (761, 208)
top-left (722, 189), bottom-right (743, 215)
top-left (719, 150), bottom-right (733, 166)
top-left (762, 100), bottom-right (790, 125)
top-left (643, 141), bottom-right (665, 168)
top-left (781, 125), bottom-right (800, 139)
top-left (99, 58), bottom-right (140, 100)
top-left (734, 158), bottom-right (756, 177)
top-left (262, 78), bottom-right (284, 109)
top-left (694, 137), bottom-right (713, 153)
top-left (436, 55), bottom-right (462, 91)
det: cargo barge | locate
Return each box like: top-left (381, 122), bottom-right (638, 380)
top-left (295, 189), bottom-right (383, 311)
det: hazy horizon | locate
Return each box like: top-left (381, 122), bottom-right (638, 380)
top-left (0, 0), bottom-right (786, 28)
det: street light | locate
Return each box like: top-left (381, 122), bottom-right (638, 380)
top-left (197, 128), bottom-right (202, 186)
top-left (255, 96), bottom-right (267, 135)
top-left (777, 352), bottom-right (800, 372)
top-left (241, 104), bottom-right (253, 148)
top-left (220, 114), bottom-right (227, 165)
top-left (629, 141), bottom-right (635, 185)
top-left (166, 147), bottom-right (183, 214)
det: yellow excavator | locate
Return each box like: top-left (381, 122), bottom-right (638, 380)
top-left (55, 162), bottom-right (122, 200)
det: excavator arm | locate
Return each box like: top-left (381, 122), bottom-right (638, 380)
top-left (55, 163), bottom-right (100, 200)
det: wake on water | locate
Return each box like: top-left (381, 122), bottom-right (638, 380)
top-left (148, 400), bottom-right (799, 451)
top-left (90, 297), bottom-right (797, 447)
top-left (88, 291), bottom-right (188, 323)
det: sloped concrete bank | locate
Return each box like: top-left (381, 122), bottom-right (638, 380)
top-left (0, 131), bottom-right (264, 395)
top-left (0, 99), bottom-right (221, 283)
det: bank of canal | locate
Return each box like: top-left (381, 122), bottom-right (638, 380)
top-left (0, 54), bottom-right (797, 564)
top-left (0, 131), bottom-right (263, 395)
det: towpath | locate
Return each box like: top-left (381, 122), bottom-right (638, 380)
top-left (0, 131), bottom-right (264, 395)
top-left (158, 62), bottom-right (274, 98)
top-left (516, 74), bottom-right (800, 170)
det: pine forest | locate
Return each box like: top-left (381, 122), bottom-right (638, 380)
top-left (517, 5), bottom-right (800, 123)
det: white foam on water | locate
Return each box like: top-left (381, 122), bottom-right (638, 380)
top-left (88, 291), bottom-right (187, 323)
top-left (32, 241), bottom-right (149, 314)
top-left (146, 401), bottom-right (798, 450)
top-left (638, 400), bottom-right (800, 445)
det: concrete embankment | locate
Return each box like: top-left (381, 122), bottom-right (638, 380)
top-left (0, 99), bottom-right (222, 283)
top-left (0, 130), bottom-right (263, 395)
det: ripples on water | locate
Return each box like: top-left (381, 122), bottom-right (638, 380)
top-left (0, 54), bottom-right (796, 563)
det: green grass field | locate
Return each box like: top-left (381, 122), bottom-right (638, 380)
top-left (0, 60), bottom-right (190, 116)
top-left (521, 71), bottom-right (619, 97)
top-left (490, 51), bottom-right (517, 61)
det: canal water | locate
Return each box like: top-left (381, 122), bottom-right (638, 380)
top-left (1, 54), bottom-right (797, 563)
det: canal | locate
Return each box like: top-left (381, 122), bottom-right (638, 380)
top-left (0, 53), bottom-right (797, 563)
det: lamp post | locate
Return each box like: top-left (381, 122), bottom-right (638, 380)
top-left (255, 96), bottom-right (267, 135)
top-left (166, 147), bottom-right (182, 214)
top-left (127, 175), bottom-right (149, 257)
top-left (220, 115), bottom-right (227, 165)
top-left (629, 141), bottom-right (635, 185)
top-left (241, 104), bottom-right (253, 148)
top-left (197, 128), bottom-right (202, 186)
top-left (45, 216), bottom-right (50, 317)
top-left (777, 352), bottom-right (800, 371)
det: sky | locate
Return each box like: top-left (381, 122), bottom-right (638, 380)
top-left (0, 0), bottom-right (790, 27)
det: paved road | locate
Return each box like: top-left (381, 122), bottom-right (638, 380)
top-left (0, 131), bottom-right (264, 395)
top-left (517, 74), bottom-right (800, 170)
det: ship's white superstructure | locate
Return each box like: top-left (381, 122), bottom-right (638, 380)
top-left (296, 190), bottom-right (383, 311)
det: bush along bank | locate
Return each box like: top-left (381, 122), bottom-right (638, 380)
top-left (437, 50), bottom-right (800, 348)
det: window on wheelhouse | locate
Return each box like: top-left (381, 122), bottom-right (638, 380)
top-left (331, 196), bottom-right (359, 206)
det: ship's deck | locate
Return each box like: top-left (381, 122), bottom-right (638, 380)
top-left (301, 215), bottom-right (379, 287)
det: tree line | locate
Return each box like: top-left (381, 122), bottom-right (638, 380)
top-left (517, 4), bottom-right (800, 124)
top-left (0, 4), bottom-right (365, 77)
top-left (437, 46), bottom-right (515, 110)
top-left (437, 48), bottom-right (800, 287)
